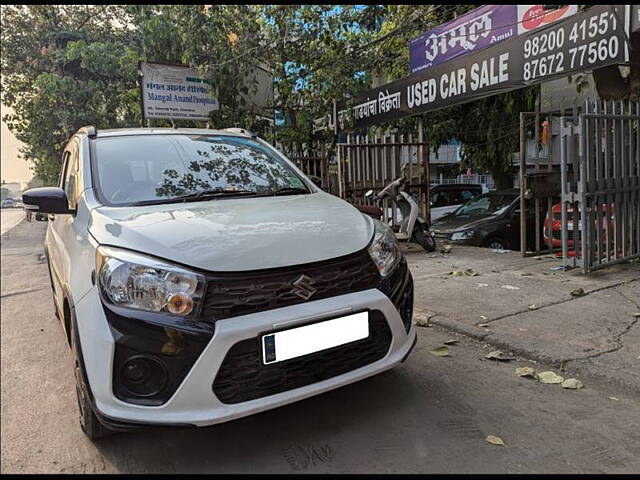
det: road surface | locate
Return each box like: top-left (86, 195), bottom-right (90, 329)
top-left (1, 220), bottom-right (639, 474)
top-left (0, 209), bottom-right (25, 236)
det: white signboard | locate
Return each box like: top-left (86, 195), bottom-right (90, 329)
top-left (140, 62), bottom-right (219, 121)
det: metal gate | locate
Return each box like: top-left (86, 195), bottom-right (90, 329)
top-left (336, 122), bottom-right (431, 225)
top-left (560, 100), bottom-right (640, 273)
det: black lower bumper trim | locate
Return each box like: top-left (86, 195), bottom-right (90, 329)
top-left (401, 333), bottom-right (417, 363)
top-left (92, 405), bottom-right (194, 432)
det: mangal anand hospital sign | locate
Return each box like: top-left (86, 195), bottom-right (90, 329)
top-left (139, 62), bottom-right (219, 122)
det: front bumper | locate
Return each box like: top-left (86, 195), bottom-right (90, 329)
top-left (75, 284), bottom-right (415, 427)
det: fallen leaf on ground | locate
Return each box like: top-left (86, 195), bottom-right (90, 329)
top-left (570, 288), bottom-right (585, 297)
top-left (537, 371), bottom-right (564, 384)
top-left (633, 312), bottom-right (640, 318)
top-left (501, 285), bottom-right (520, 290)
top-left (444, 339), bottom-right (458, 345)
top-left (465, 268), bottom-right (479, 276)
top-left (479, 315), bottom-right (488, 320)
top-left (485, 350), bottom-right (515, 361)
top-left (477, 283), bottom-right (489, 288)
top-left (440, 244), bottom-right (452, 254)
top-left (430, 346), bottom-right (450, 357)
top-left (486, 435), bottom-right (505, 446)
top-left (561, 378), bottom-right (584, 389)
top-left (520, 272), bottom-right (533, 276)
top-left (449, 268), bottom-right (463, 276)
top-left (528, 304), bottom-right (537, 310)
top-left (515, 367), bottom-right (535, 377)
top-left (478, 323), bottom-right (490, 328)
top-left (609, 396), bottom-right (620, 401)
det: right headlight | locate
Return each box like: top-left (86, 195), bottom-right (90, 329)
top-left (368, 220), bottom-right (402, 277)
top-left (451, 229), bottom-right (475, 240)
top-left (96, 246), bottom-right (205, 316)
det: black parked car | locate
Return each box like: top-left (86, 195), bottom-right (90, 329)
top-left (430, 189), bottom-right (543, 251)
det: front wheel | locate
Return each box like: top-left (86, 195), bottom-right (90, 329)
top-left (71, 318), bottom-right (114, 441)
top-left (484, 237), bottom-right (506, 250)
top-left (412, 222), bottom-right (436, 252)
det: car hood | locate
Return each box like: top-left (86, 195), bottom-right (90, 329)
top-left (431, 214), bottom-right (497, 233)
top-left (89, 192), bottom-right (374, 272)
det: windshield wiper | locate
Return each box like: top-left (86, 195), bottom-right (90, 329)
top-left (173, 188), bottom-right (259, 201)
top-left (130, 188), bottom-right (259, 206)
top-left (269, 187), bottom-right (310, 196)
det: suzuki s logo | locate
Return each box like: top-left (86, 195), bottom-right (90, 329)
top-left (291, 274), bottom-right (317, 301)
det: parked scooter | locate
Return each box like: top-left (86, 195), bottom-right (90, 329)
top-left (362, 175), bottom-right (436, 252)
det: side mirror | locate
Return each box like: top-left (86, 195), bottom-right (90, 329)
top-left (365, 190), bottom-right (374, 198)
top-left (22, 187), bottom-right (72, 215)
top-left (308, 175), bottom-right (323, 188)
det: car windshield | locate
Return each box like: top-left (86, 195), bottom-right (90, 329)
top-left (93, 134), bottom-right (309, 205)
top-left (452, 193), bottom-right (517, 217)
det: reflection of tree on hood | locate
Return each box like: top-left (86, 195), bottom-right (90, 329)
top-left (155, 141), bottom-right (295, 198)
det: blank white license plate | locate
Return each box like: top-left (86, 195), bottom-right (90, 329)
top-left (262, 312), bottom-right (369, 365)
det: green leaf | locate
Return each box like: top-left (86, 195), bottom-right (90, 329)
top-left (430, 346), bottom-right (450, 357)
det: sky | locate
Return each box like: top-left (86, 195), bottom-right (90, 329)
top-left (1, 103), bottom-right (33, 187)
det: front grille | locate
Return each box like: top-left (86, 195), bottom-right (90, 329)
top-left (212, 311), bottom-right (392, 404)
top-left (201, 248), bottom-right (380, 321)
top-left (433, 232), bottom-right (451, 242)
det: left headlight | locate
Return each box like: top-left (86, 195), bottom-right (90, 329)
top-left (96, 246), bottom-right (205, 316)
top-left (451, 229), bottom-right (475, 241)
top-left (368, 220), bottom-right (402, 277)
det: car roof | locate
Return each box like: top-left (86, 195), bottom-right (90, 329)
top-left (76, 127), bottom-right (255, 139)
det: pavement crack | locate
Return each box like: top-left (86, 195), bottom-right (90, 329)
top-left (562, 314), bottom-right (639, 363)
top-left (474, 277), bottom-right (640, 327)
top-left (0, 286), bottom-right (48, 299)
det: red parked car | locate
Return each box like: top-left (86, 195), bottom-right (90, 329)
top-left (543, 203), bottom-right (615, 249)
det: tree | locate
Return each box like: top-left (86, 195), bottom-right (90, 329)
top-left (261, 5), bottom-right (378, 155)
top-left (1, 5), bottom-right (141, 184)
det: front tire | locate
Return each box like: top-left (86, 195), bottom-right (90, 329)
top-left (485, 237), bottom-right (506, 250)
top-left (70, 316), bottom-right (113, 441)
top-left (412, 222), bottom-right (436, 252)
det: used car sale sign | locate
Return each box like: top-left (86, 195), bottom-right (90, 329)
top-left (140, 62), bottom-right (219, 121)
top-left (353, 5), bottom-right (627, 130)
top-left (409, 5), bottom-right (577, 74)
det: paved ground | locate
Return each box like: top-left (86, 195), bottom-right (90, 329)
top-left (0, 209), bottom-right (25, 235)
top-left (2, 221), bottom-right (640, 474)
top-left (406, 244), bottom-right (640, 394)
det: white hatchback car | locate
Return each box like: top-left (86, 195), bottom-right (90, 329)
top-left (23, 127), bottom-right (416, 440)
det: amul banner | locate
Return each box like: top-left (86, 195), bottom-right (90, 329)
top-left (409, 5), bottom-right (577, 74)
top-left (353, 5), bottom-right (628, 130)
top-left (139, 62), bottom-right (219, 121)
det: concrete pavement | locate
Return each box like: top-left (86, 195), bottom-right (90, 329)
top-left (1, 220), bottom-right (639, 473)
top-left (406, 244), bottom-right (640, 394)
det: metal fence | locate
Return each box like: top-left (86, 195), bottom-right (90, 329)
top-left (336, 124), bottom-right (431, 223)
top-left (560, 100), bottom-right (640, 273)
